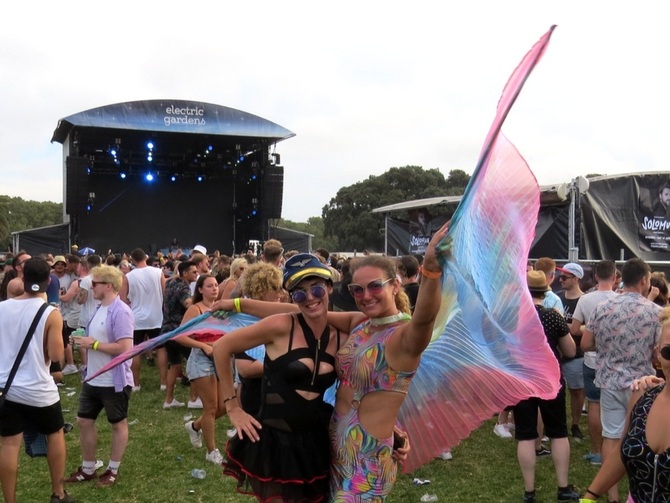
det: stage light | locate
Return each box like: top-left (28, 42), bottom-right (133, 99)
top-left (147, 154), bottom-right (153, 162)
top-left (147, 142), bottom-right (154, 150)
top-left (110, 149), bottom-right (117, 157)
top-left (120, 172), bottom-right (127, 179)
top-left (145, 173), bottom-right (154, 182)
top-left (171, 175), bottom-right (177, 182)
top-left (251, 174), bottom-right (257, 181)
top-left (251, 209), bottom-right (257, 216)
top-left (208, 145), bottom-right (213, 151)
top-left (86, 167), bottom-right (91, 174)
top-left (197, 175), bottom-right (203, 182)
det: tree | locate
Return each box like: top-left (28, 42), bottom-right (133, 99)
top-left (0, 196), bottom-right (63, 250)
top-left (322, 166), bottom-right (469, 251)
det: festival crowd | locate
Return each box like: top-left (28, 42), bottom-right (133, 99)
top-left (0, 237), bottom-right (669, 503)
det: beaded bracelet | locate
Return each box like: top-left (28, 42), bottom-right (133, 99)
top-left (92, 340), bottom-right (100, 351)
top-left (233, 297), bottom-right (242, 313)
top-left (421, 267), bottom-right (442, 279)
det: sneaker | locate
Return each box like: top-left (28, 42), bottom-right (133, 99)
top-left (556, 484), bottom-right (580, 501)
top-left (494, 423), bottom-right (513, 438)
top-left (50, 491), bottom-right (76, 503)
top-left (535, 446), bottom-right (551, 458)
top-left (163, 399), bottom-right (185, 409)
top-left (62, 364), bottom-right (79, 375)
top-left (571, 424), bottom-right (585, 441)
top-left (96, 469), bottom-right (119, 488)
top-left (583, 452), bottom-right (602, 465)
top-left (64, 466), bottom-right (97, 483)
top-left (226, 428), bottom-right (237, 439)
top-left (523, 490), bottom-right (536, 503)
top-left (205, 448), bottom-right (224, 465)
top-left (185, 420), bottom-right (202, 448)
top-left (439, 451), bottom-right (453, 460)
top-left (188, 398), bottom-right (203, 409)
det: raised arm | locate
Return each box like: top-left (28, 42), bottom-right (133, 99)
top-left (396, 221), bottom-right (451, 358)
top-left (210, 297), bottom-right (299, 318)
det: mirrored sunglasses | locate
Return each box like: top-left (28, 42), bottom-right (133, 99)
top-left (348, 278), bottom-right (392, 299)
top-left (291, 284), bottom-right (327, 304)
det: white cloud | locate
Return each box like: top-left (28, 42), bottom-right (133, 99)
top-left (1, 1), bottom-right (668, 223)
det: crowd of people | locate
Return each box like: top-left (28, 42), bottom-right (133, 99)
top-left (1, 239), bottom-right (669, 502)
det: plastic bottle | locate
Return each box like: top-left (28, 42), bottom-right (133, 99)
top-left (191, 469), bottom-right (206, 479)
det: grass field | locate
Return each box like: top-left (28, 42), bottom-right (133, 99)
top-left (14, 359), bottom-right (627, 503)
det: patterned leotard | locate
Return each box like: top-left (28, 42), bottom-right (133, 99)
top-left (621, 383), bottom-right (670, 502)
top-left (330, 318), bottom-right (414, 502)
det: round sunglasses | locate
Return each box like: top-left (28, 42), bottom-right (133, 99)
top-left (291, 284), bottom-right (327, 304)
top-left (347, 278), bottom-right (392, 299)
top-left (660, 345), bottom-right (670, 361)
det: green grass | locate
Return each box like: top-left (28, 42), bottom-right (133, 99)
top-left (14, 360), bottom-right (627, 502)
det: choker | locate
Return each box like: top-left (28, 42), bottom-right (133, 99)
top-left (369, 312), bottom-right (411, 326)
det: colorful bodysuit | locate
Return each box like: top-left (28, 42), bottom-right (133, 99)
top-left (621, 383), bottom-right (670, 502)
top-left (331, 318), bottom-right (414, 502)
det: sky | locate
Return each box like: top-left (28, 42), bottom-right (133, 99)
top-left (1, 1), bottom-right (668, 223)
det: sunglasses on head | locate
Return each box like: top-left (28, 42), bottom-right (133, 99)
top-left (347, 278), bottom-right (392, 299)
top-left (291, 284), bottom-right (327, 304)
top-left (660, 345), bottom-right (670, 360)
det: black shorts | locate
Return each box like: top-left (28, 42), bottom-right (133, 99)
top-left (77, 382), bottom-right (132, 424)
top-left (133, 328), bottom-right (161, 346)
top-left (513, 379), bottom-right (568, 441)
top-left (63, 323), bottom-right (75, 348)
top-left (165, 340), bottom-right (191, 365)
top-left (0, 400), bottom-right (65, 437)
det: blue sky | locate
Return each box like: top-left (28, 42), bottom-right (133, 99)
top-left (1, 1), bottom-right (667, 221)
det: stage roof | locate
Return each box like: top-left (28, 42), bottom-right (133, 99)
top-left (51, 100), bottom-right (295, 176)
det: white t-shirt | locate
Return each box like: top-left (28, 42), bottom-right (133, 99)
top-left (87, 305), bottom-right (113, 387)
top-left (78, 275), bottom-right (100, 329)
top-left (573, 290), bottom-right (618, 369)
top-left (126, 266), bottom-right (164, 330)
top-left (0, 298), bottom-right (59, 406)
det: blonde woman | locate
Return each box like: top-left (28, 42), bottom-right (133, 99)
top-left (218, 258), bottom-right (247, 300)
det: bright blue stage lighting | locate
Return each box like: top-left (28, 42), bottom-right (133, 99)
top-left (120, 172), bottom-right (127, 179)
top-left (110, 149), bottom-right (117, 157)
top-left (145, 173), bottom-right (154, 182)
top-left (147, 154), bottom-right (153, 162)
top-left (251, 174), bottom-right (257, 181)
top-left (208, 145), bottom-right (213, 151)
top-left (197, 175), bottom-right (203, 182)
top-left (86, 204), bottom-right (92, 212)
top-left (251, 209), bottom-right (257, 216)
top-left (86, 168), bottom-right (91, 174)
top-left (171, 175), bottom-right (177, 182)
top-left (147, 142), bottom-right (154, 150)
top-left (239, 155), bottom-right (245, 162)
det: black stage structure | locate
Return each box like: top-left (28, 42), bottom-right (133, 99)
top-left (51, 100), bottom-right (294, 255)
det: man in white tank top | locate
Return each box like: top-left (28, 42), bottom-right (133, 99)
top-left (120, 248), bottom-right (166, 390)
top-left (0, 258), bottom-right (74, 503)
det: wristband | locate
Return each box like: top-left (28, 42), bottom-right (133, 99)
top-left (92, 340), bottom-right (100, 351)
top-left (579, 499), bottom-right (597, 503)
top-left (223, 394), bottom-right (237, 404)
top-left (421, 267), bottom-right (442, 280)
top-left (233, 297), bottom-right (242, 313)
top-left (584, 488), bottom-right (601, 499)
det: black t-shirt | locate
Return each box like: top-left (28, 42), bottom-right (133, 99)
top-left (535, 305), bottom-right (570, 362)
top-left (555, 292), bottom-right (583, 359)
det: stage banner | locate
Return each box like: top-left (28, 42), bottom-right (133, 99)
top-left (581, 173), bottom-right (670, 260)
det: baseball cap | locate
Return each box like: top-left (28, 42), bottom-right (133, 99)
top-left (283, 253), bottom-right (332, 291)
top-left (192, 245), bottom-right (207, 256)
top-left (556, 263), bottom-right (584, 279)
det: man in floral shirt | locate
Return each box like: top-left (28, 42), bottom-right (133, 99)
top-left (582, 257), bottom-right (660, 503)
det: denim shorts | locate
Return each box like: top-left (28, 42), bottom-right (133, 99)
top-left (600, 387), bottom-right (631, 439)
top-left (583, 364), bottom-right (600, 402)
top-left (561, 357), bottom-right (584, 389)
top-left (186, 348), bottom-right (216, 380)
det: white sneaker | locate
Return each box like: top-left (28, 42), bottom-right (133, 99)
top-left (439, 451), bottom-right (453, 460)
top-left (493, 423), bottom-right (513, 438)
top-left (205, 448), bottom-right (224, 465)
top-left (185, 420), bottom-right (202, 449)
top-left (62, 364), bottom-right (79, 375)
top-left (226, 428), bottom-right (237, 439)
top-left (163, 399), bottom-right (185, 409)
top-left (187, 398), bottom-right (203, 409)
